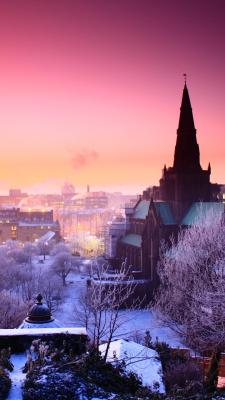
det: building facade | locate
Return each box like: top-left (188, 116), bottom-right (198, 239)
top-left (0, 208), bottom-right (60, 243)
top-left (117, 83), bottom-right (223, 294)
top-left (105, 215), bottom-right (126, 258)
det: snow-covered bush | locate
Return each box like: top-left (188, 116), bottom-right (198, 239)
top-left (23, 347), bottom-right (150, 400)
top-left (0, 290), bottom-right (27, 328)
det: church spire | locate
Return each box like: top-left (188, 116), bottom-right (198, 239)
top-left (177, 83), bottom-right (196, 133)
top-left (173, 82), bottom-right (201, 172)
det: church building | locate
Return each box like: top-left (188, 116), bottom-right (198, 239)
top-left (116, 82), bottom-right (223, 295)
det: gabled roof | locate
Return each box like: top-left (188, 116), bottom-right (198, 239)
top-left (181, 202), bottom-right (224, 225)
top-left (133, 200), bottom-right (150, 220)
top-left (154, 201), bottom-right (175, 225)
top-left (99, 339), bottom-right (165, 393)
top-left (120, 233), bottom-right (142, 248)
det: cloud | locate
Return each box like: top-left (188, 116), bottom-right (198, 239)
top-left (72, 150), bottom-right (99, 170)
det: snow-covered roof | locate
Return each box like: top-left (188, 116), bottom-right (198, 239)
top-left (99, 339), bottom-right (165, 393)
top-left (133, 200), bottom-right (150, 220)
top-left (154, 201), bottom-right (175, 225)
top-left (36, 230), bottom-right (56, 243)
top-left (18, 222), bottom-right (57, 227)
top-left (0, 327), bottom-right (87, 336)
top-left (181, 202), bottom-right (224, 225)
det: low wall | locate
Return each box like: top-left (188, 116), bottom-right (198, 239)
top-left (0, 327), bottom-right (87, 354)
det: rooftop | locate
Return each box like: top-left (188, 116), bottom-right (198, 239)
top-left (99, 339), bottom-right (165, 393)
top-left (181, 202), bottom-right (224, 225)
top-left (133, 200), bottom-right (150, 220)
top-left (154, 201), bottom-right (175, 225)
top-left (120, 233), bottom-right (142, 247)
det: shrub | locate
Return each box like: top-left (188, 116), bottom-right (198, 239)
top-left (23, 348), bottom-right (153, 399)
top-left (165, 360), bottom-right (203, 395)
top-left (0, 367), bottom-right (11, 399)
top-left (205, 350), bottom-right (221, 394)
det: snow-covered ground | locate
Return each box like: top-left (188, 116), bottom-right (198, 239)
top-left (99, 339), bottom-right (165, 393)
top-left (32, 256), bottom-right (184, 348)
top-left (111, 308), bottom-right (184, 347)
top-left (8, 353), bottom-right (27, 400)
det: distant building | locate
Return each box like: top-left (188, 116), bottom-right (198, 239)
top-left (85, 191), bottom-right (108, 209)
top-left (9, 188), bottom-right (26, 198)
top-left (61, 182), bottom-right (76, 204)
top-left (117, 83), bottom-right (224, 295)
top-left (0, 208), bottom-right (60, 243)
top-left (0, 189), bottom-right (28, 208)
top-left (105, 215), bottom-right (126, 257)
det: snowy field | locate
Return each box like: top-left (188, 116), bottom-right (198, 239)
top-left (31, 257), bottom-right (185, 349)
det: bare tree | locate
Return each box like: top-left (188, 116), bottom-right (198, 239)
top-left (38, 272), bottom-right (62, 312)
top-left (155, 206), bottom-right (225, 351)
top-left (51, 251), bottom-right (73, 286)
top-left (74, 261), bottom-right (142, 361)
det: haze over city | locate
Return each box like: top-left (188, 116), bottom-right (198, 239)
top-left (0, 0), bottom-right (224, 194)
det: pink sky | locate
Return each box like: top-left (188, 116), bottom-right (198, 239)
top-left (0, 0), bottom-right (224, 194)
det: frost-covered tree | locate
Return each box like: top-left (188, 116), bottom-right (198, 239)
top-left (0, 290), bottom-right (27, 328)
top-left (50, 242), bottom-right (70, 256)
top-left (51, 251), bottom-right (73, 286)
top-left (156, 206), bottom-right (225, 351)
top-left (38, 272), bottom-right (62, 312)
top-left (8, 242), bottom-right (37, 265)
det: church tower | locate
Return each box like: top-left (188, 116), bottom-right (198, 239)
top-left (159, 82), bottom-right (211, 221)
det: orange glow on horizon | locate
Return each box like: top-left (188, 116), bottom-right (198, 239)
top-left (0, 1), bottom-right (224, 193)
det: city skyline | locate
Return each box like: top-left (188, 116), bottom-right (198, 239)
top-left (0, 0), bottom-right (224, 193)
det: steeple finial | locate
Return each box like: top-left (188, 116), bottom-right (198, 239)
top-left (183, 73), bottom-right (187, 85)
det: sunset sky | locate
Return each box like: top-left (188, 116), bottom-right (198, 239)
top-left (0, 0), bottom-right (224, 194)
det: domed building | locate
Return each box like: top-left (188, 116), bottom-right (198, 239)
top-left (19, 294), bottom-right (63, 329)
